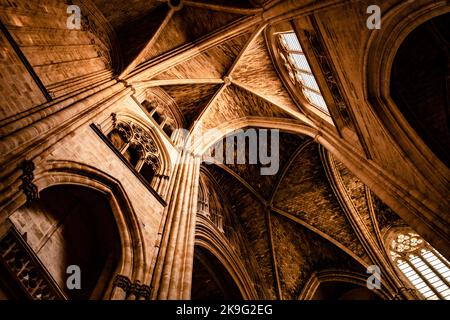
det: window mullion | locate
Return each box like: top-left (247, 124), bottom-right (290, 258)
top-left (296, 69), bottom-right (313, 76)
top-left (120, 142), bottom-right (130, 155)
top-left (287, 49), bottom-right (304, 55)
top-left (407, 258), bottom-right (445, 299)
top-left (136, 157), bottom-right (145, 172)
top-left (286, 54), bottom-right (312, 74)
top-left (420, 253), bottom-right (450, 289)
top-left (303, 86), bottom-right (322, 95)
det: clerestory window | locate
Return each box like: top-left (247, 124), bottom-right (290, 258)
top-left (389, 230), bottom-right (450, 300)
top-left (107, 121), bottom-right (161, 183)
top-left (277, 31), bottom-right (329, 114)
top-left (141, 99), bottom-right (175, 140)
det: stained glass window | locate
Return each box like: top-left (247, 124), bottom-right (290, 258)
top-left (278, 32), bottom-right (329, 114)
top-left (389, 231), bottom-right (450, 300)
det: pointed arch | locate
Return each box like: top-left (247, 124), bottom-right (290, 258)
top-left (29, 160), bottom-right (148, 296)
top-left (298, 269), bottom-right (390, 300)
top-left (363, 1), bottom-right (450, 258)
top-left (195, 214), bottom-right (258, 300)
top-left (364, 1), bottom-right (450, 187)
top-left (189, 114), bottom-right (450, 259)
top-left (101, 111), bottom-right (173, 180)
top-left (384, 227), bottom-right (450, 300)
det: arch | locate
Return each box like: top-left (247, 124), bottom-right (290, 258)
top-left (363, 2), bottom-right (450, 257)
top-left (298, 269), bottom-right (390, 300)
top-left (190, 117), bottom-right (450, 259)
top-left (196, 174), bottom-right (209, 216)
top-left (96, 111), bottom-right (176, 192)
top-left (7, 184), bottom-right (121, 299)
top-left (190, 116), bottom-right (317, 155)
top-left (364, 1), bottom-right (450, 185)
top-left (197, 171), bottom-right (227, 233)
top-left (384, 227), bottom-right (450, 300)
top-left (195, 214), bottom-right (258, 300)
top-left (191, 246), bottom-right (243, 300)
top-left (390, 13), bottom-right (449, 167)
top-left (28, 160), bottom-right (148, 292)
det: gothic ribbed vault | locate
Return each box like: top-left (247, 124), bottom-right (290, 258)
top-left (0, 0), bottom-right (449, 301)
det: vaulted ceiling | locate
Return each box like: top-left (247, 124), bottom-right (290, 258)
top-left (206, 136), bottom-right (351, 296)
top-left (89, 0), bottom-right (402, 298)
top-left (91, 0), bottom-right (304, 132)
top-left (200, 129), bottom-right (399, 298)
top-left (140, 27), bottom-right (298, 131)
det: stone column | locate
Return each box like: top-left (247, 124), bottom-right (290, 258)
top-left (150, 150), bottom-right (200, 299)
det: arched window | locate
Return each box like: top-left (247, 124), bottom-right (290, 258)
top-left (163, 124), bottom-right (174, 139)
top-left (107, 121), bottom-right (161, 183)
top-left (197, 175), bottom-right (224, 233)
top-left (277, 31), bottom-right (329, 114)
top-left (388, 230), bottom-right (450, 300)
top-left (140, 99), bottom-right (177, 141)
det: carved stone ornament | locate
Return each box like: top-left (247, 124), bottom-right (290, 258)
top-left (115, 121), bottom-right (161, 172)
top-left (113, 274), bottom-right (151, 299)
top-left (18, 160), bottom-right (39, 203)
top-left (0, 227), bottom-right (64, 300)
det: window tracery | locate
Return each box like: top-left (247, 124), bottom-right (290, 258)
top-left (389, 231), bottom-right (450, 300)
top-left (108, 120), bottom-right (161, 182)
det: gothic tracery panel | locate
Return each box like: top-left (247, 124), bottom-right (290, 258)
top-left (388, 230), bottom-right (450, 300)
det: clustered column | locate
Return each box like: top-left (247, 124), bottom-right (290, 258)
top-left (150, 150), bottom-right (201, 299)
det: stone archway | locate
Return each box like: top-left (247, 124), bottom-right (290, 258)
top-left (299, 269), bottom-right (390, 300)
top-left (390, 13), bottom-right (450, 168)
top-left (191, 246), bottom-right (243, 300)
top-left (8, 184), bottom-right (121, 299)
top-left (0, 160), bottom-right (149, 300)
